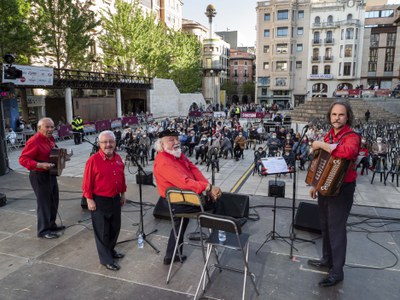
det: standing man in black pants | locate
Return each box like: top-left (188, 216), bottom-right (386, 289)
top-left (19, 118), bottom-right (65, 239)
top-left (82, 130), bottom-right (127, 271)
top-left (71, 115), bottom-right (84, 145)
top-left (308, 101), bottom-right (360, 287)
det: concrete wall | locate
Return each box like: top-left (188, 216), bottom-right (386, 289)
top-left (149, 78), bottom-right (206, 118)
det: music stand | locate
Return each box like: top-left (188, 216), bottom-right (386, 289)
top-left (256, 158), bottom-right (292, 254)
top-left (131, 155), bottom-right (160, 253)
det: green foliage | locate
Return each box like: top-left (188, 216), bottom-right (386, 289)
top-left (0, 0), bottom-right (37, 64)
top-left (30, 0), bottom-right (99, 69)
top-left (221, 80), bottom-right (238, 100)
top-left (242, 81), bottom-right (255, 101)
top-left (99, 0), bottom-right (202, 92)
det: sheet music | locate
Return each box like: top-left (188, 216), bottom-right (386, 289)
top-left (261, 157), bottom-right (289, 174)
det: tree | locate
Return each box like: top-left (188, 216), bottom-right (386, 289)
top-left (99, 0), bottom-right (202, 92)
top-left (30, 0), bottom-right (99, 69)
top-left (242, 81), bottom-right (255, 102)
top-left (0, 0), bottom-right (37, 64)
top-left (221, 80), bottom-right (238, 102)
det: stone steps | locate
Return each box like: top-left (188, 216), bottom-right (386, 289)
top-left (289, 97), bottom-right (399, 123)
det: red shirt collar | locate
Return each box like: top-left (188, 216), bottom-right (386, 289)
top-left (99, 148), bottom-right (115, 161)
top-left (328, 124), bottom-right (352, 142)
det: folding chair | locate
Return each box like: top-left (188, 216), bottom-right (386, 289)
top-left (165, 188), bottom-right (208, 284)
top-left (194, 213), bottom-right (259, 300)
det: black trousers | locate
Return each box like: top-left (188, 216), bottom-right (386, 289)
top-left (29, 171), bottom-right (59, 236)
top-left (91, 194), bottom-right (121, 265)
top-left (164, 197), bottom-right (219, 259)
top-left (318, 182), bottom-right (355, 280)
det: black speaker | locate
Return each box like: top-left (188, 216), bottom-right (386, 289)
top-left (153, 197), bottom-right (170, 220)
top-left (0, 193), bottom-right (7, 207)
top-left (81, 196), bottom-right (88, 209)
top-left (136, 172), bottom-right (154, 185)
top-left (294, 202), bottom-right (321, 233)
top-left (268, 180), bottom-right (285, 198)
top-left (219, 192), bottom-right (249, 218)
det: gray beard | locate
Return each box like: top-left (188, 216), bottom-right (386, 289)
top-left (165, 148), bottom-right (182, 158)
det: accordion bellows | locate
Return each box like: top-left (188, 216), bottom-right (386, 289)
top-left (305, 149), bottom-right (351, 196)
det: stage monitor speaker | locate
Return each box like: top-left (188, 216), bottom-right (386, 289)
top-left (219, 192), bottom-right (249, 218)
top-left (268, 180), bottom-right (285, 198)
top-left (0, 193), bottom-right (6, 207)
top-left (294, 202), bottom-right (321, 233)
top-left (136, 172), bottom-right (154, 186)
top-left (153, 197), bottom-right (170, 220)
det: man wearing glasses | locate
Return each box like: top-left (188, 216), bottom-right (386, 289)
top-left (153, 129), bottom-right (222, 265)
top-left (82, 130), bottom-right (127, 271)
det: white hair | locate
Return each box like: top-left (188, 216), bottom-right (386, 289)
top-left (98, 130), bottom-right (115, 141)
top-left (154, 138), bottom-right (163, 152)
top-left (37, 117), bottom-right (54, 129)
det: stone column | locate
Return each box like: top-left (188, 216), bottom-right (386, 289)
top-left (116, 88), bottom-right (122, 118)
top-left (65, 87), bottom-right (73, 124)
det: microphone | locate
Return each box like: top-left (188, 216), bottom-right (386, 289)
top-left (303, 124), bottom-right (309, 131)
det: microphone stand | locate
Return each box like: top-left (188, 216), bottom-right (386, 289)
top-left (130, 154), bottom-right (159, 253)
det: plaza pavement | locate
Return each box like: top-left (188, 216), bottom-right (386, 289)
top-left (0, 134), bottom-right (399, 299)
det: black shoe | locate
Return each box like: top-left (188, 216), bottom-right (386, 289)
top-left (307, 259), bottom-right (331, 268)
top-left (163, 255), bottom-right (187, 265)
top-left (39, 232), bottom-right (60, 239)
top-left (104, 262), bottom-right (120, 271)
top-left (112, 251), bottom-right (125, 259)
top-left (319, 275), bottom-right (342, 287)
top-left (52, 225), bottom-right (66, 232)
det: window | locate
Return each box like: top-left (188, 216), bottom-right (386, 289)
top-left (263, 45), bottom-right (270, 53)
top-left (327, 15), bottom-right (333, 24)
top-left (298, 10), bottom-right (304, 19)
top-left (345, 45), bottom-right (352, 57)
top-left (345, 28), bottom-right (354, 39)
top-left (370, 33), bottom-right (379, 47)
top-left (297, 27), bottom-right (304, 35)
top-left (277, 10), bottom-right (289, 20)
top-left (385, 48), bottom-right (395, 72)
top-left (366, 11), bottom-right (379, 18)
top-left (381, 10), bottom-right (394, 18)
top-left (277, 27), bottom-right (288, 37)
top-left (264, 29), bottom-right (270, 37)
top-left (312, 65), bottom-right (318, 75)
top-left (368, 49), bottom-right (378, 72)
top-left (313, 48), bottom-right (319, 59)
top-left (276, 61), bottom-right (287, 71)
top-left (263, 62), bottom-right (269, 70)
top-left (264, 13), bottom-right (270, 21)
top-left (387, 33), bottom-right (396, 47)
top-left (325, 47), bottom-right (332, 59)
top-left (296, 61), bottom-right (302, 69)
top-left (313, 31), bottom-right (320, 43)
top-left (324, 65), bottom-right (331, 75)
top-left (326, 31), bottom-right (333, 43)
top-left (315, 16), bottom-right (320, 24)
top-left (296, 44), bottom-right (303, 52)
top-left (276, 43), bottom-right (288, 53)
top-left (347, 14), bottom-right (352, 21)
top-left (261, 88), bottom-right (267, 95)
top-left (343, 62), bottom-right (351, 76)
top-left (275, 78), bottom-right (287, 86)
top-left (234, 69), bottom-right (238, 77)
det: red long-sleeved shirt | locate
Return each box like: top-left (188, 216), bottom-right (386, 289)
top-left (154, 151), bottom-right (209, 198)
top-left (19, 132), bottom-right (55, 172)
top-left (324, 124), bottom-right (360, 183)
top-left (82, 149), bottom-right (127, 199)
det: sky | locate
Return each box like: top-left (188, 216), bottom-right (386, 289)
top-left (182, 0), bottom-right (258, 47)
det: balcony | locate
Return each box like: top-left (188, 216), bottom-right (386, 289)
top-left (311, 56), bottom-right (321, 62)
top-left (324, 38), bottom-right (334, 45)
top-left (312, 39), bottom-right (321, 45)
top-left (324, 56), bottom-right (333, 62)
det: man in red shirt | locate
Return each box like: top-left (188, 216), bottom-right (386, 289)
top-left (308, 101), bottom-right (360, 287)
top-left (82, 130), bottom-right (127, 271)
top-left (153, 129), bottom-right (222, 265)
top-left (19, 117), bottom-right (64, 239)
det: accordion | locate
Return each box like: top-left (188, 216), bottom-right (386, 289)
top-left (305, 149), bottom-right (351, 196)
top-left (49, 148), bottom-right (72, 176)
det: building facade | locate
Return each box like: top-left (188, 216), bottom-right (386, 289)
top-left (229, 49), bottom-right (256, 103)
top-left (361, 4), bottom-right (400, 90)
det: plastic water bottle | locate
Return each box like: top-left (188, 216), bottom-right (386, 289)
top-left (138, 233), bottom-right (144, 249)
top-left (218, 230), bottom-right (226, 242)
